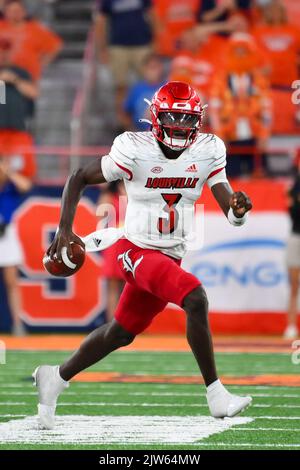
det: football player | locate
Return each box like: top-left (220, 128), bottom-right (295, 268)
top-left (33, 81), bottom-right (252, 429)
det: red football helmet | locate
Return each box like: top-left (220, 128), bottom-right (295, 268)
top-left (150, 81), bottom-right (205, 150)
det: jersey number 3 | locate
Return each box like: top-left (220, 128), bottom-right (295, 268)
top-left (158, 193), bottom-right (182, 234)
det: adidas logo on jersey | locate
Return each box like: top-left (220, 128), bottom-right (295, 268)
top-left (185, 164), bottom-right (198, 173)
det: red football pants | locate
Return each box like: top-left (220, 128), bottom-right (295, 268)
top-left (113, 238), bottom-right (201, 335)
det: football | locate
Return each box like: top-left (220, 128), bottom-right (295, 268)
top-left (43, 241), bottom-right (85, 277)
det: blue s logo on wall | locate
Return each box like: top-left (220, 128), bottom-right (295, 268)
top-left (190, 238), bottom-right (287, 288)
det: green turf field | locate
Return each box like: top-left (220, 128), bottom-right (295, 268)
top-left (0, 349), bottom-right (299, 450)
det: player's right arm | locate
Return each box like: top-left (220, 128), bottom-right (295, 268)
top-left (48, 132), bottom-right (135, 261)
top-left (48, 157), bottom-right (106, 261)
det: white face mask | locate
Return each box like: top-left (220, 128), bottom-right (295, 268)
top-left (162, 131), bottom-right (188, 150)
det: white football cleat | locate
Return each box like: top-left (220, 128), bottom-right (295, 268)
top-left (32, 365), bottom-right (69, 430)
top-left (206, 380), bottom-right (252, 418)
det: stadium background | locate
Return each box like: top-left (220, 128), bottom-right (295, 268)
top-left (0, 0), bottom-right (300, 335)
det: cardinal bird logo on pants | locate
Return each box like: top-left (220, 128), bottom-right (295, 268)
top-left (118, 250), bottom-right (143, 278)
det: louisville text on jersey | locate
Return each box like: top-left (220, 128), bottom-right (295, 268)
top-left (145, 177), bottom-right (199, 189)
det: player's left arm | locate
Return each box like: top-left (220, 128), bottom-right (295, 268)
top-left (207, 136), bottom-right (252, 224)
top-left (211, 181), bottom-right (252, 225)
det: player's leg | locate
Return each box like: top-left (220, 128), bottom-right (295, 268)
top-left (182, 285), bottom-right (252, 417)
top-left (118, 243), bottom-right (218, 384)
top-left (33, 318), bottom-right (135, 429)
top-left (33, 282), bottom-right (166, 429)
top-left (117, 241), bottom-right (252, 418)
top-left (58, 282), bottom-right (165, 381)
top-left (182, 285), bottom-right (217, 386)
top-left (119, 245), bottom-right (218, 385)
top-left (59, 319), bottom-right (135, 381)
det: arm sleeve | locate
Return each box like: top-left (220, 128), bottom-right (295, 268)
top-left (207, 167), bottom-right (228, 189)
top-left (206, 135), bottom-right (228, 189)
top-left (101, 133), bottom-right (135, 182)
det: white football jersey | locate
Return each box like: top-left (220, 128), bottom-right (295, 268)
top-left (101, 131), bottom-right (228, 259)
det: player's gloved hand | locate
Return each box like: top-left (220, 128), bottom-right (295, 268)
top-left (229, 191), bottom-right (252, 218)
top-left (47, 229), bottom-right (85, 262)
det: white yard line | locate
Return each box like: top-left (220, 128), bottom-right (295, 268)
top-left (189, 443), bottom-right (300, 448)
top-left (0, 414), bottom-right (26, 418)
top-left (0, 402), bottom-right (28, 405)
top-left (0, 415), bottom-right (252, 445)
top-left (0, 392), bottom-right (36, 396)
top-left (230, 385), bottom-right (300, 390)
top-left (232, 427), bottom-right (300, 432)
top-left (254, 416), bottom-right (300, 420)
top-left (0, 384), bottom-right (25, 388)
top-left (253, 404), bottom-right (300, 408)
top-left (1, 412), bottom-right (300, 420)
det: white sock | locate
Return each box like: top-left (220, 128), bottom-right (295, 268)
top-left (206, 379), bottom-right (228, 395)
top-left (55, 366), bottom-right (69, 387)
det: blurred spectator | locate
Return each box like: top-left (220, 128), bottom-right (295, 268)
top-left (210, 34), bottom-right (272, 176)
top-left (0, 0), bottom-right (63, 81)
top-left (169, 27), bottom-right (226, 103)
top-left (121, 53), bottom-right (164, 131)
top-left (95, 0), bottom-right (153, 127)
top-left (196, 0), bottom-right (256, 37)
top-left (0, 152), bottom-right (35, 336)
top-left (251, 0), bottom-right (300, 89)
top-left (199, 0), bottom-right (252, 23)
top-left (285, 166), bottom-right (300, 339)
top-left (0, 35), bottom-right (37, 335)
top-left (97, 182), bottom-right (126, 322)
top-left (153, 0), bottom-right (201, 57)
top-left (0, 38), bottom-right (38, 128)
